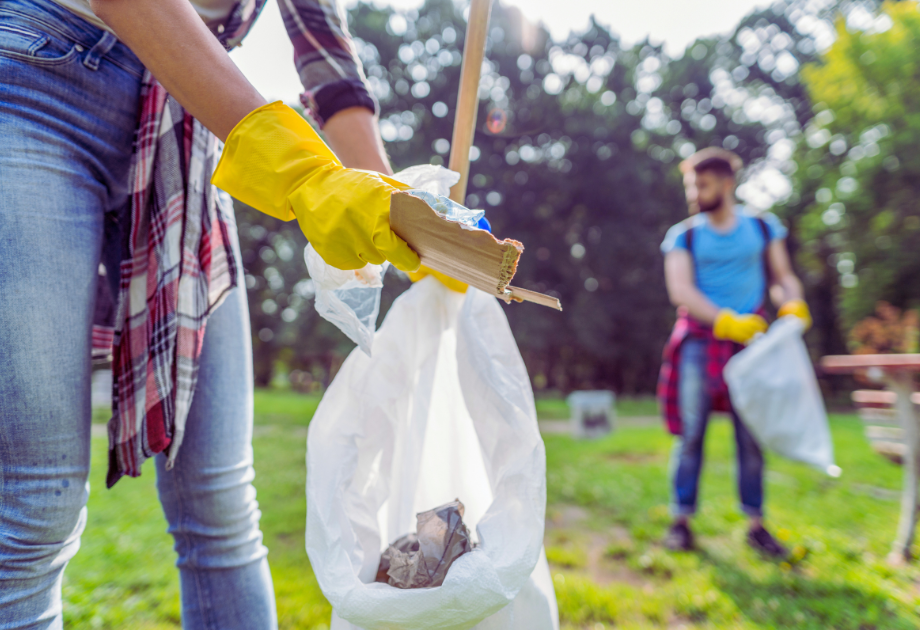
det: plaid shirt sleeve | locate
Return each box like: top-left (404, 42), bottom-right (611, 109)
top-left (276, 0), bottom-right (378, 126)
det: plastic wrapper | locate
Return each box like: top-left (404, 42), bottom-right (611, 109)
top-left (390, 164), bottom-right (459, 195)
top-left (405, 190), bottom-right (485, 230)
top-left (376, 500), bottom-right (474, 589)
top-left (303, 165), bottom-right (477, 356)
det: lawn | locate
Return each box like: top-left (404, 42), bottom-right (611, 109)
top-left (68, 391), bottom-right (920, 629)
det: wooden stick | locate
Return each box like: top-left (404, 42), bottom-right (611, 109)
top-left (508, 286), bottom-right (563, 311)
top-left (448, 0), bottom-right (493, 204)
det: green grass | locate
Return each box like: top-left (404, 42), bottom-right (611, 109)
top-left (543, 414), bottom-right (920, 629)
top-left (252, 389), bottom-right (322, 427)
top-left (67, 391), bottom-right (920, 629)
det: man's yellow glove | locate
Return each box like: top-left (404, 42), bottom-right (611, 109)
top-left (212, 102), bottom-right (420, 273)
top-left (777, 299), bottom-right (812, 331)
top-left (713, 309), bottom-right (768, 344)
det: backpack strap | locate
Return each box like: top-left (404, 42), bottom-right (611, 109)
top-left (756, 216), bottom-right (771, 278)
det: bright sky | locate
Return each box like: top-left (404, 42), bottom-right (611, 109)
top-left (231, 0), bottom-right (771, 103)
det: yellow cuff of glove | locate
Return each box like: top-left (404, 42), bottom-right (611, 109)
top-left (213, 101), bottom-right (339, 221)
top-left (407, 265), bottom-right (468, 293)
top-left (212, 102), bottom-right (420, 273)
top-left (777, 299), bottom-right (812, 331)
top-left (713, 309), bottom-right (768, 344)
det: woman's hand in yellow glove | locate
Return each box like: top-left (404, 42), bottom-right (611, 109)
top-left (777, 299), bottom-right (812, 331)
top-left (407, 266), bottom-right (469, 293)
top-left (713, 309), bottom-right (768, 344)
top-left (211, 102), bottom-right (420, 273)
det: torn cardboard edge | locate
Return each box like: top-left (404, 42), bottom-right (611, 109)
top-left (390, 192), bottom-right (563, 311)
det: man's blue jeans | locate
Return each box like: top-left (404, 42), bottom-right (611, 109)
top-left (670, 338), bottom-right (764, 518)
top-left (0, 0), bottom-right (277, 627)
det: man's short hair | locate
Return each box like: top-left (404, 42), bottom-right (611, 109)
top-left (679, 147), bottom-right (743, 180)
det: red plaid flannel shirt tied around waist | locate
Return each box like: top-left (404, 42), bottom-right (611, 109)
top-left (656, 307), bottom-right (745, 436)
top-left (97, 76), bottom-right (239, 488)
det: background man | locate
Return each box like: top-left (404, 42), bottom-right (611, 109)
top-left (657, 148), bottom-right (812, 556)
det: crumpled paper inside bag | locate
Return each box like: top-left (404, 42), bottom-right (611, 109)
top-left (375, 499), bottom-right (474, 589)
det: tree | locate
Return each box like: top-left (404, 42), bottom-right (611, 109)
top-left (236, 0), bottom-right (804, 392)
top-left (782, 1), bottom-right (920, 336)
top-left (236, 0), bottom-right (902, 392)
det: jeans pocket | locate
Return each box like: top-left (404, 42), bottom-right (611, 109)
top-left (0, 15), bottom-right (79, 66)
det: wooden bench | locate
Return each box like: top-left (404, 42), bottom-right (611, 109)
top-left (852, 389), bottom-right (920, 464)
top-left (821, 354), bottom-right (920, 563)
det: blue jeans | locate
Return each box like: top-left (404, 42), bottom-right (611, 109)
top-left (0, 0), bottom-right (277, 627)
top-left (670, 338), bottom-right (764, 518)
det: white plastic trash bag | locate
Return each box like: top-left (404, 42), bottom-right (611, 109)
top-left (303, 165), bottom-right (480, 357)
top-left (304, 244), bottom-right (388, 355)
top-left (724, 316), bottom-right (841, 476)
top-left (306, 277), bottom-right (558, 630)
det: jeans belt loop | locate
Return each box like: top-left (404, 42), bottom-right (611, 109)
top-left (83, 31), bottom-right (118, 71)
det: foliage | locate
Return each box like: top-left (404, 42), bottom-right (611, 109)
top-left (69, 391), bottom-right (920, 628)
top-left (781, 1), bottom-right (920, 338)
top-left (849, 301), bottom-right (920, 354)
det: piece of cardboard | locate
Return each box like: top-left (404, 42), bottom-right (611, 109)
top-left (505, 285), bottom-right (562, 310)
top-left (389, 192), bottom-right (561, 310)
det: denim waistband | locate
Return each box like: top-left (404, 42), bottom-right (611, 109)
top-left (0, 0), bottom-right (145, 77)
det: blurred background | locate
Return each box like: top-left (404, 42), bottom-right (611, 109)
top-left (222, 0), bottom-right (920, 396)
top-left (77, 1), bottom-right (920, 628)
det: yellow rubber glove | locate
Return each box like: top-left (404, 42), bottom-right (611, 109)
top-left (212, 102), bottom-right (420, 273)
top-left (778, 299), bottom-right (812, 331)
top-left (407, 265), bottom-right (468, 293)
top-left (713, 309), bottom-right (768, 344)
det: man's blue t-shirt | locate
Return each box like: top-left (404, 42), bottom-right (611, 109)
top-left (660, 207), bottom-right (788, 314)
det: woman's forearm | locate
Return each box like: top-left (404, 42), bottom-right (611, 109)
top-left (89, 0), bottom-right (266, 141)
top-left (322, 107), bottom-right (393, 174)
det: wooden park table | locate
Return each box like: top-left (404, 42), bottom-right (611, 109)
top-left (820, 354), bottom-right (920, 563)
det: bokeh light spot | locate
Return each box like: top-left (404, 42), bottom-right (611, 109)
top-left (486, 108), bottom-right (507, 134)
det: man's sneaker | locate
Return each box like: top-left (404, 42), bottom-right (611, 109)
top-left (664, 521), bottom-right (694, 551)
top-left (747, 525), bottom-right (788, 558)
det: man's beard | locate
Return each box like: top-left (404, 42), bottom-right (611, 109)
top-left (698, 196), bottom-right (724, 213)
